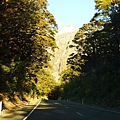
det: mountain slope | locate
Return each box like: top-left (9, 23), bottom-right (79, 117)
top-left (51, 24), bottom-right (78, 81)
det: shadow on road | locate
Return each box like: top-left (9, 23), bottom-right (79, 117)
top-left (0, 104), bottom-right (36, 120)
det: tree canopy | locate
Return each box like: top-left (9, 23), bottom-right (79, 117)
top-left (0, 0), bottom-right (120, 110)
top-left (0, 0), bottom-right (58, 100)
top-left (60, 0), bottom-right (120, 109)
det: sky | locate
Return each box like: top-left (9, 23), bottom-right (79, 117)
top-left (48, 0), bottom-right (97, 28)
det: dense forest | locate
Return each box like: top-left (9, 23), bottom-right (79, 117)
top-left (0, 0), bottom-right (120, 110)
top-left (0, 0), bottom-right (58, 101)
top-left (58, 0), bottom-right (120, 109)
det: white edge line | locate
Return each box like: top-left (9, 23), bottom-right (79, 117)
top-left (76, 112), bottom-right (84, 116)
top-left (23, 100), bottom-right (41, 120)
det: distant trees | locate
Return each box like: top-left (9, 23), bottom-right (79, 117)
top-left (60, 0), bottom-right (120, 109)
top-left (0, 0), bottom-right (58, 99)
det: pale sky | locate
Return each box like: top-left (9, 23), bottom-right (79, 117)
top-left (48, 0), bottom-right (96, 28)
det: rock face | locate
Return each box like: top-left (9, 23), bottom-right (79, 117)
top-left (51, 24), bottom-right (78, 81)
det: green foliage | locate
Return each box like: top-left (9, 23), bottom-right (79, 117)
top-left (0, 0), bottom-right (58, 99)
top-left (95, 0), bottom-right (120, 10)
top-left (48, 85), bottom-right (62, 100)
top-left (36, 69), bottom-right (57, 97)
top-left (60, 2), bottom-right (120, 109)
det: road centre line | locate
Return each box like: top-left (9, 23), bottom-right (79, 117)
top-left (76, 112), bottom-right (84, 116)
top-left (23, 100), bottom-right (41, 120)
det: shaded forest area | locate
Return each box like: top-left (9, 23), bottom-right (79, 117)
top-left (0, 0), bottom-right (120, 111)
top-left (58, 0), bottom-right (120, 110)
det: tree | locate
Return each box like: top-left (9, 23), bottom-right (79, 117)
top-left (0, 0), bottom-right (58, 99)
top-left (60, 0), bottom-right (120, 108)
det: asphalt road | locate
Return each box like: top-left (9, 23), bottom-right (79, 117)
top-left (26, 100), bottom-right (120, 120)
top-left (0, 99), bottom-right (120, 120)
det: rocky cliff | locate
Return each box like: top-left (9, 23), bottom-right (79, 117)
top-left (51, 24), bottom-right (79, 81)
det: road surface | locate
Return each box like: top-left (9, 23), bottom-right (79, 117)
top-left (0, 100), bottom-right (120, 120)
top-left (26, 100), bottom-right (120, 120)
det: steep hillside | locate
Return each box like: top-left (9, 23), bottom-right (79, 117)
top-left (51, 24), bottom-right (78, 81)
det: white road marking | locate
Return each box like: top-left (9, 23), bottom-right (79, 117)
top-left (23, 100), bottom-right (41, 120)
top-left (76, 112), bottom-right (84, 116)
